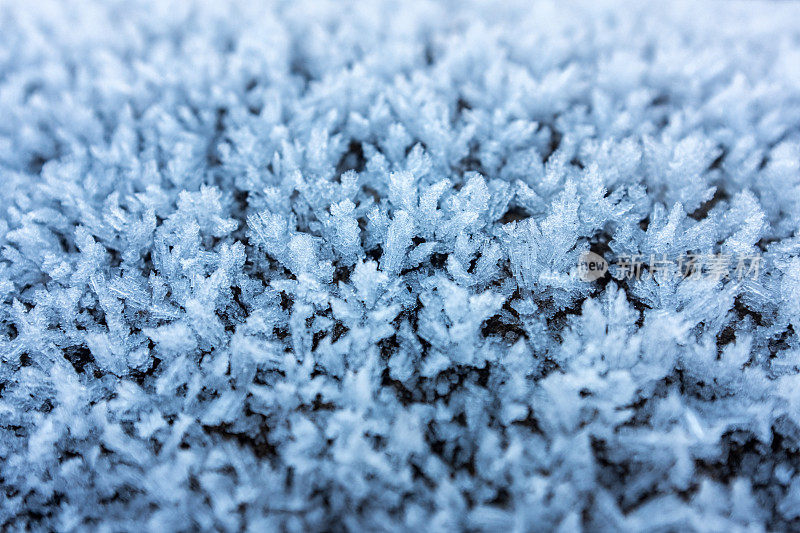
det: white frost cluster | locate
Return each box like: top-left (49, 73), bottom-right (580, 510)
top-left (1, 0), bottom-right (800, 530)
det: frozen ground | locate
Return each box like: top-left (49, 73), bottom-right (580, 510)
top-left (1, 0), bottom-right (800, 530)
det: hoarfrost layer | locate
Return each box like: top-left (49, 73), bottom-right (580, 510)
top-left (1, 0), bottom-right (800, 530)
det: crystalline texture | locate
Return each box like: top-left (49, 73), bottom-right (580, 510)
top-left (1, 0), bottom-right (800, 531)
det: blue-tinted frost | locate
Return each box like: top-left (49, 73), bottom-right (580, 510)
top-left (1, 0), bottom-right (800, 530)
